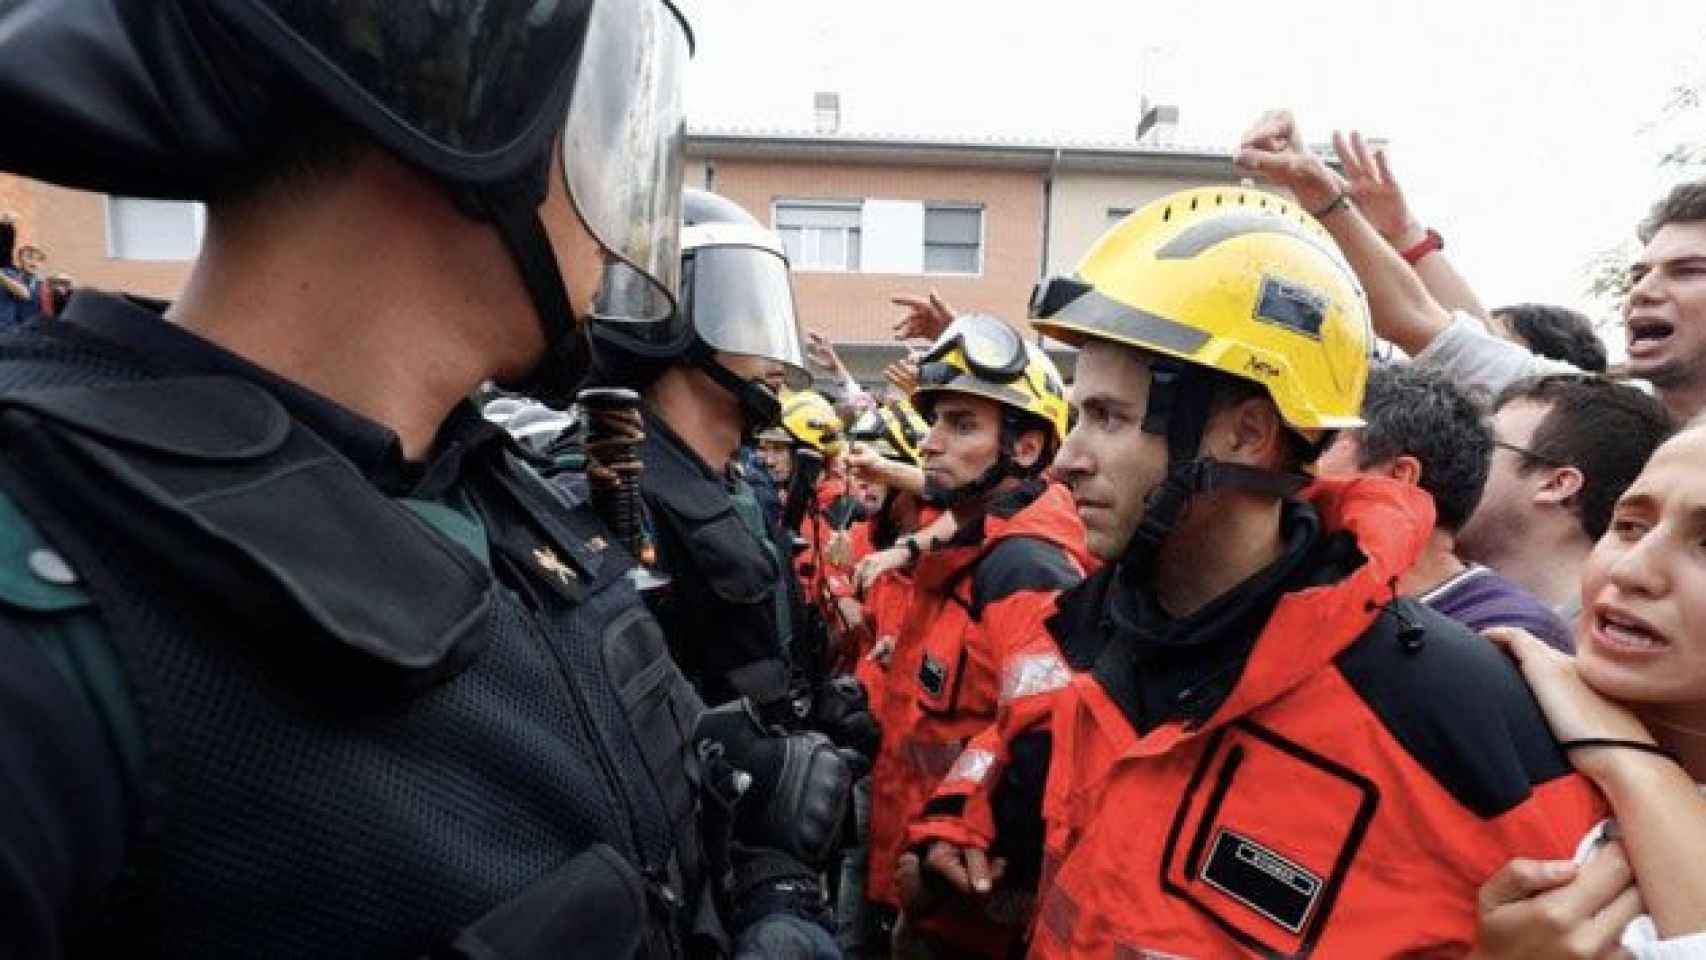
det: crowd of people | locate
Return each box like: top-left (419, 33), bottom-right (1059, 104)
top-left (0, 214), bottom-right (73, 328)
top-left (0, 1), bottom-right (1704, 958)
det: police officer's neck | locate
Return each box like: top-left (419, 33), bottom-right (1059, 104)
top-left (1151, 491), bottom-right (1287, 619)
top-left (649, 365), bottom-right (743, 471)
top-left (166, 150), bottom-right (541, 460)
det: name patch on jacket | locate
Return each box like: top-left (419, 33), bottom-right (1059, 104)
top-left (1201, 828), bottom-right (1321, 934)
top-left (919, 654), bottom-right (948, 696)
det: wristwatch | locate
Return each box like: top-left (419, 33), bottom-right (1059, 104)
top-left (1399, 227), bottom-right (1444, 266)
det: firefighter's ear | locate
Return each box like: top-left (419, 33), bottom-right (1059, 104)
top-left (1205, 394), bottom-right (1284, 469)
top-left (1011, 426), bottom-right (1046, 471)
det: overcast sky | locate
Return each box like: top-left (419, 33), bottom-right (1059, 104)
top-left (675, 0), bottom-right (1706, 353)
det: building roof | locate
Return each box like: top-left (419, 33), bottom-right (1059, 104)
top-left (686, 125), bottom-right (1244, 177)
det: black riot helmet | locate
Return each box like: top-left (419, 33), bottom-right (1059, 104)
top-left (592, 187), bottom-right (810, 431)
top-left (0, 0), bottom-right (694, 407)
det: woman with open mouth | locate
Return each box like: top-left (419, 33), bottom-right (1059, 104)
top-left (1475, 418), bottom-right (1706, 958)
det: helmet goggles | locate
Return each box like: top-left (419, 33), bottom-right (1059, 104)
top-left (919, 314), bottom-right (1028, 385)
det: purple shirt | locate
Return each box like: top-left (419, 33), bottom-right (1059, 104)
top-left (1420, 564), bottom-right (1574, 653)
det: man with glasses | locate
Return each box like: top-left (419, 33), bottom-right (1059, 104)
top-left (0, 3), bottom-right (848, 957)
top-left (1457, 374), bottom-right (1672, 626)
top-left (1316, 365), bottom-right (1574, 649)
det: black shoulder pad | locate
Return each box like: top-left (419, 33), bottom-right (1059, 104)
top-left (970, 536), bottom-right (1081, 619)
top-left (0, 377), bottom-right (493, 687)
top-left (1334, 598), bottom-right (1573, 819)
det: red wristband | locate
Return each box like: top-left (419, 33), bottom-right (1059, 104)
top-left (1400, 228), bottom-right (1444, 266)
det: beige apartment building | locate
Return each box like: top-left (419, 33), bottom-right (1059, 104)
top-left (688, 128), bottom-right (1240, 380)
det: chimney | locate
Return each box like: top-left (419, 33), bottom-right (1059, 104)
top-left (814, 91), bottom-right (841, 135)
top-left (1136, 99), bottom-right (1179, 145)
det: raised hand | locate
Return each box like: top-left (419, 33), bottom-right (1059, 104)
top-left (1234, 109), bottom-right (1342, 213)
top-left (804, 329), bottom-right (843, 374)
top-left (1334, 130), bottom-right (1422, 246)
top-left (884, 356), bottom-right (920, 397)
top-left (891, 289), bottom-right (956, 343)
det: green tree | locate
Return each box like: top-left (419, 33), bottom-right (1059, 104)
top-left (1584, 77), bottom-right (1706, 319)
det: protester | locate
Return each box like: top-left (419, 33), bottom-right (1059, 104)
top-left (0, 213), bottom-right (40, 328)
top-left (1475, 419), bottom-right (1706, 958)
top-left (0, 3), bottom-right (853, 957)
top-left (1317, 364), bottom-right (1573, 649)
top-left (1246, 111), bottom-right (1706, 424)
top-left (906, 185), bottom-right (1605, 956)
top-left (1457, 374), bottom-right (1671, 624)
top-left (1491, 303), bottom-right (1610, 373)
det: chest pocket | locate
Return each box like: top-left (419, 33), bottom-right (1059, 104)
top-left (1158, 720), bottom-right (1379, 958)
top-left (914, 579), bottom-right (995, 719)
top-left (603, 602), bottom-right (703, 837)
top-left (672, 504), bottom-right (779, 606)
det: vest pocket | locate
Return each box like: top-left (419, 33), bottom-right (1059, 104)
top-left (442, 843), bottom-right (649, 959)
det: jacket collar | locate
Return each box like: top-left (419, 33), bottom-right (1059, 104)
top-left (1055, 475), bottom-right (1435, 754)
top-left (914, 480), bottom-right (1090, 591)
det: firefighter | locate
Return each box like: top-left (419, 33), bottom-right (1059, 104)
top-left (866, 315), bottom-right (1092, 955)
top-left (907, 186), bottom-right (1607, 957)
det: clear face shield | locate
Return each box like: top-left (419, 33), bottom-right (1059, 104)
top-left (685, 244), bottom-right (812, 388)
top-left (562, 0), bottom-right (692, 325)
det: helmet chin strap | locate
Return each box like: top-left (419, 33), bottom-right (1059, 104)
top-left (686, 339), bottom-right (782, 435)
top-left (1118, 358), bottom-right (1306, 584)
top-left (464, 165), bottom-right (587, 411)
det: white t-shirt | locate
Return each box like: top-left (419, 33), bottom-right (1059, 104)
top-left (1412, 311), bottom-right (1586, 401)
top-left (1574, 788), bottom-right (1706, 958)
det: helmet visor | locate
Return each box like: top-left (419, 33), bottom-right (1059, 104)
top-left (922, 314), bottom-right (1027, 382)
top-left (686, 245), bottom-right (811, 387)
top-left (563, 0), bottom-right (691, 325)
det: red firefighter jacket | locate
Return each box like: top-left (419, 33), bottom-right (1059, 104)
top-left (867, 480), bottom-right (1089, 920)
top-left (913, 476), bottom-right (1607, 958)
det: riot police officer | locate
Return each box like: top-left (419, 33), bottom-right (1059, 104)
top-left (595, 189), bottom-right (814, 710)
top-left (0, 2), bottom-right (846, 957)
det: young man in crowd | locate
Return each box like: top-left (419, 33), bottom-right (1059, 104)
top-left (906, 186), bottom-right (1605, 956)
top-left (1290, 116), bottom-right (1706, 423)
top-left (1455, 374), bottom-right (1672, 626)
top-left (865, 316), bottom-right (1089, 955)
top-left (1317, 364), bottom-right (1574, 649)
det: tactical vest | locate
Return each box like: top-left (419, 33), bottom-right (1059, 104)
top-left (0, 324), bottom-right (712, 958)
top-left (638, 413), bottom-right (792, 708)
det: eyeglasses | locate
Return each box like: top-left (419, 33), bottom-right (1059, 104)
top-left (1492, 439), bottom-right (1570, 469)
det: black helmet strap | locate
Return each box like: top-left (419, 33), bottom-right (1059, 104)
top-left (686, 338), bottom-right (783, 434)
top-left (465, 167), bottom-right (585, 411)
top-left (1121, 358), bottom-right (1305, 582)
top-left (921, 407), bottom-right (1048, 509)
